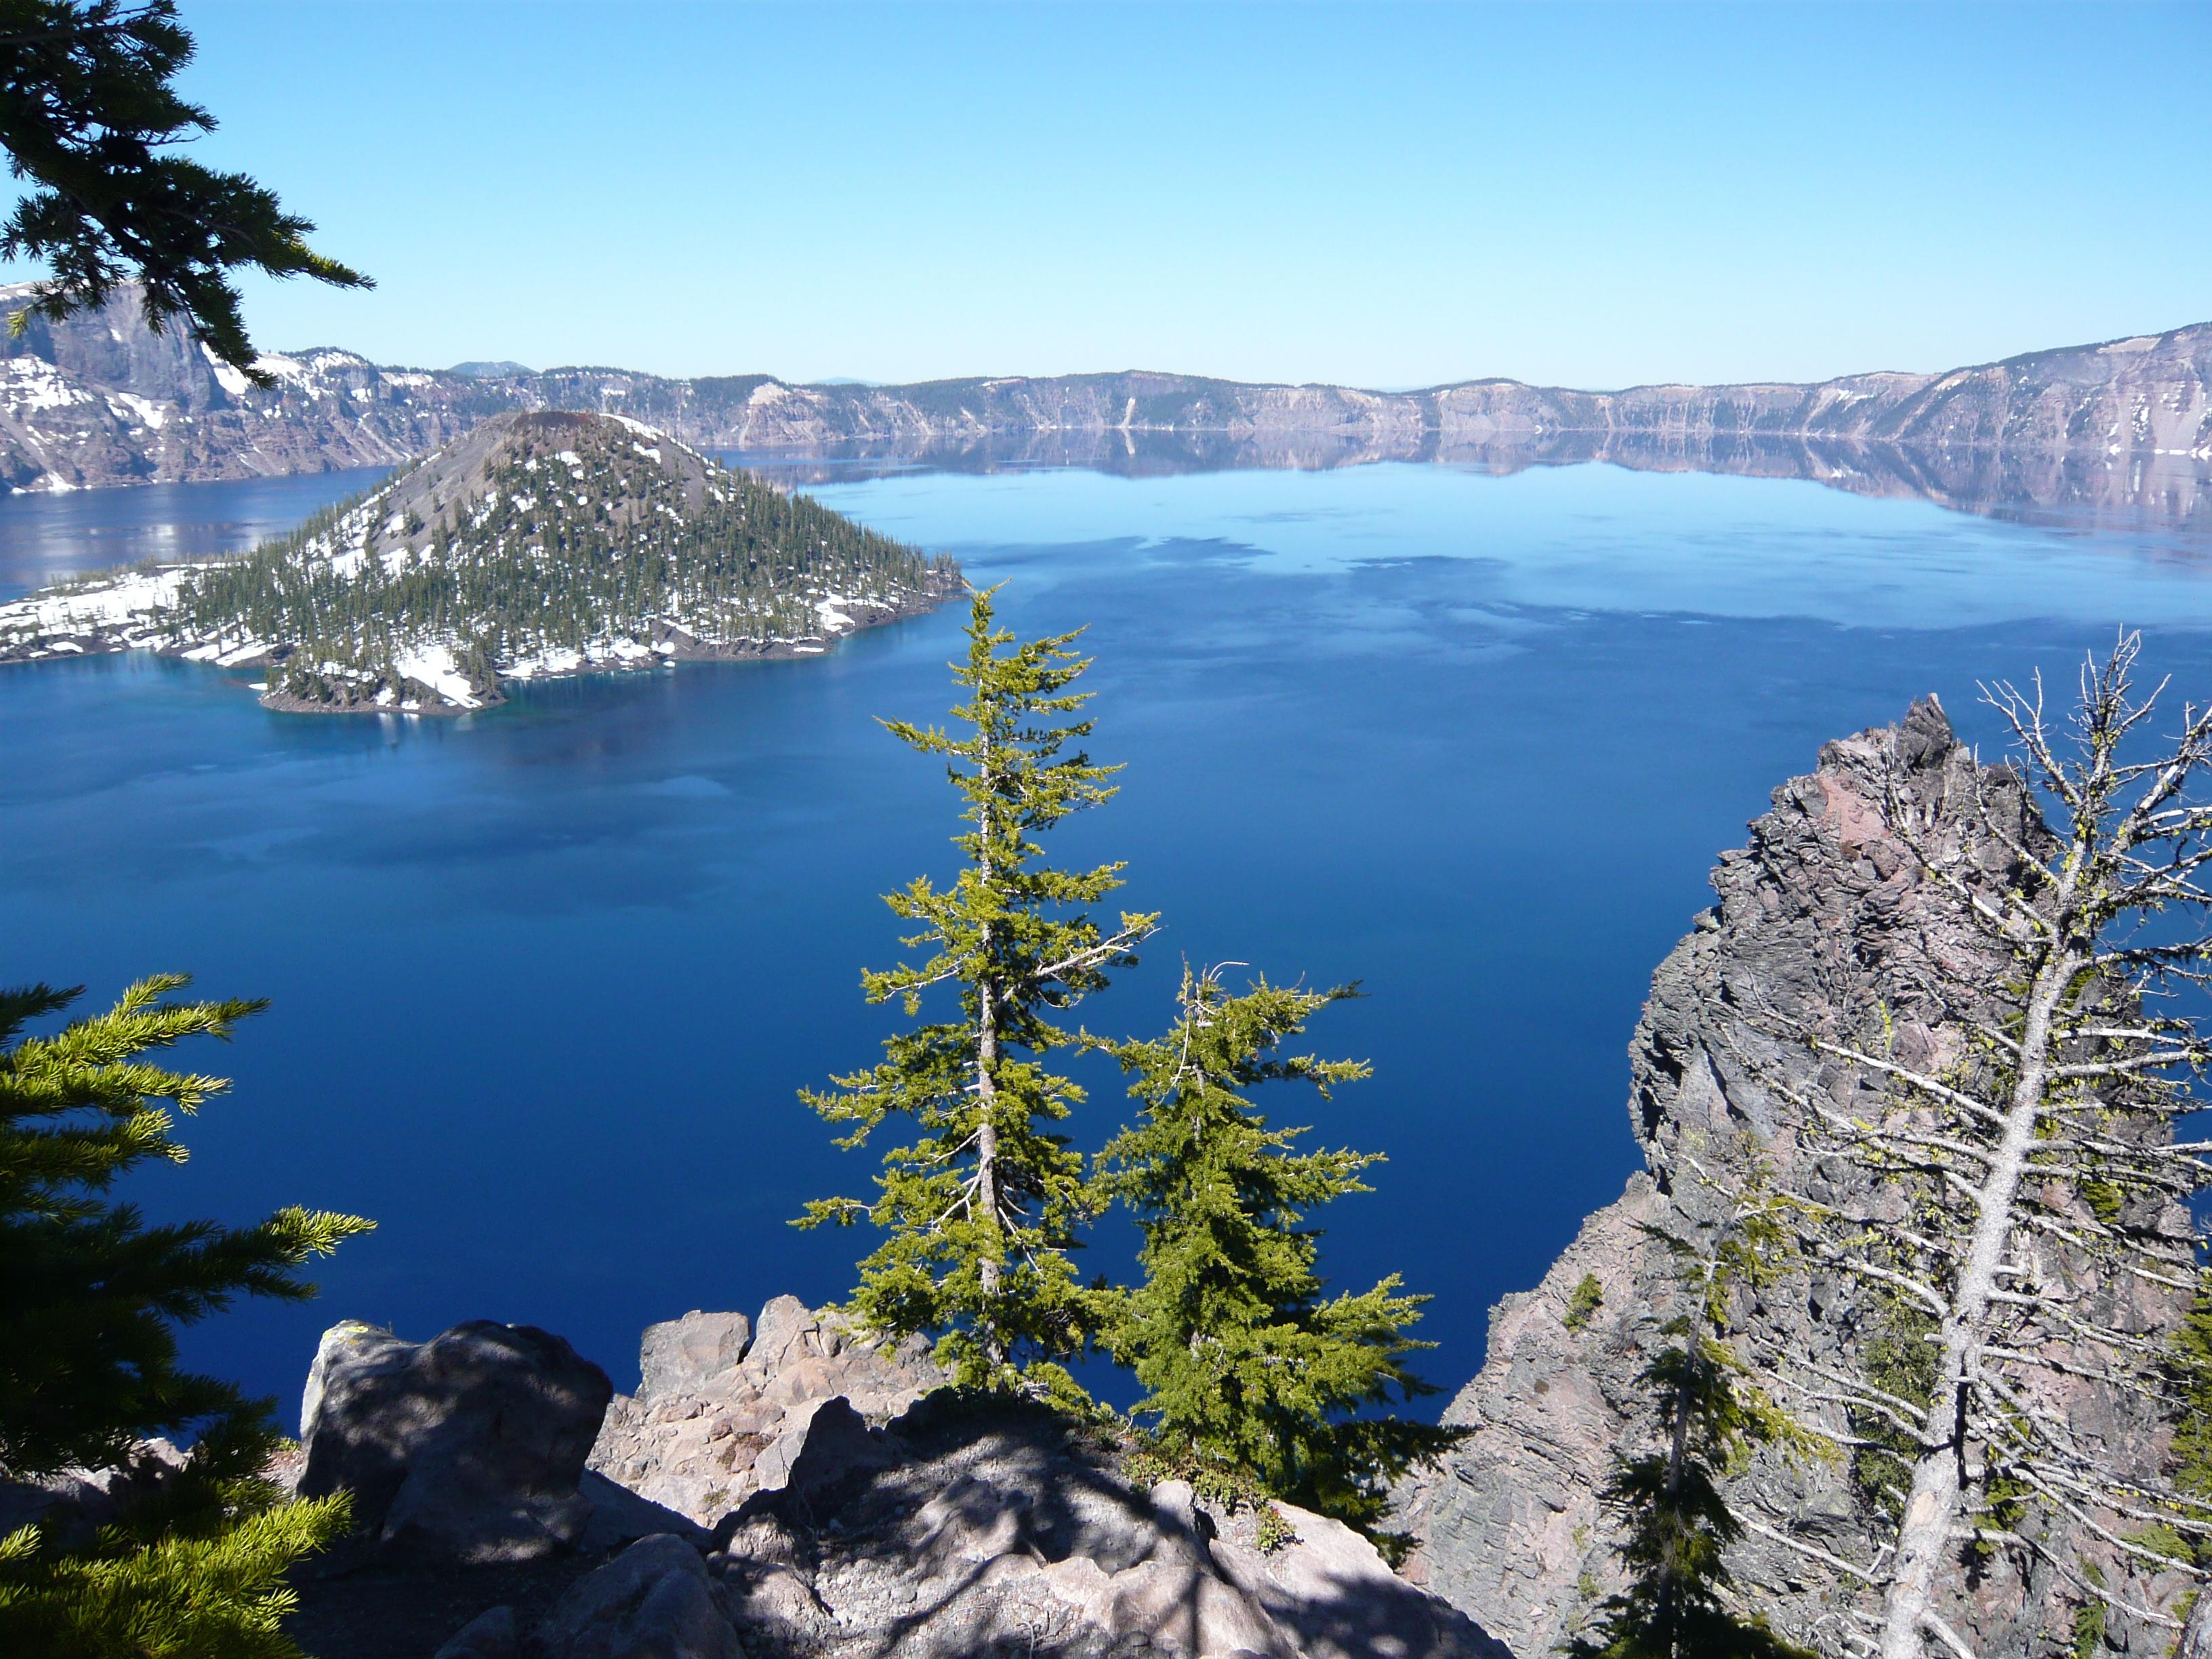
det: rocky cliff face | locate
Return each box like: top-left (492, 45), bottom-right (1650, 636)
top-left (0, 282), bottom-right (511, 490)
top-left (4, 283), bottom-right (2206, 504)
top-left (1393, 700), bottom-right (2194, 1657)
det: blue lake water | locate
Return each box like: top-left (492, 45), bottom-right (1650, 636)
top-left (0, 467), bottom-right (392, 599)
top-left (7, 456), bottom-right (2212, 1418)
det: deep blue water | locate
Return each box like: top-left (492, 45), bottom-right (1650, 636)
top-left (7, 457), bottom-right (2212, 1421)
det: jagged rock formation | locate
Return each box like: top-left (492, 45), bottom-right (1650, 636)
top-left (3, 283), bottom-right (2205, 524)
top-left (586, 1300), bottom-right (946, 1527)
top-left (1393, 699), bottom-right (2192, 1656)
top-left (285, 1301), bottom-right (1512, 1659)
top-left (0, 409), bottom-right (958, 712)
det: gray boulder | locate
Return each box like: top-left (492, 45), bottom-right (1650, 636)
top-left (537, 1532), bottom-right (743, 1659)
top-left (705, 1395), bottom-right (1509, 1659)
top-left (298, 1318), bottom-right (613, 1561)
top-left (577, 1468), bottom-right (712, 1553)
top-left (638, 1311), bottom-right (752, 1406)
top-left (0, 1437), bottom-right (188, 1552)
top-left (432, 1605), bottom-right (519, 1659)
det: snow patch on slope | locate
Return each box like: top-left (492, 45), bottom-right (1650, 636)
top-left (392, 642), bottom-right (480, 709)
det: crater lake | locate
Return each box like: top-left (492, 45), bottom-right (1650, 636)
top-left (7, 449), bottom-right (2212, 1411)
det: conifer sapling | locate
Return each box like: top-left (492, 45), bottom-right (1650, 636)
top-left (1566, 1170), bottom-right (1819, 1659)
top-left (1092, 964), bottom-right (1458, 1534)
top-left (801, 586), bottom-right (1155, 1396)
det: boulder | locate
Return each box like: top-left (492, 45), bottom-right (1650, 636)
top-left (298, 1318), bottom-right (613, 1561)
top-left (1037, 1550), bottom-right (1292, 1657)
top-left (638, 1311), bottom-right (752, 1405)
top-left (432, 1604), bottom-right (519, 1659)
top-left (535, 1532), bottom-right (743, 1659)
top-left (703, 1392), bottom-right (1515, 1659)
top-left (1212, 1501), bottom-right (1512, 1659)
top-left (577, 1468), bottom-right (712, 1553)
top-left (0, 1437), bottom-right (188, 1551)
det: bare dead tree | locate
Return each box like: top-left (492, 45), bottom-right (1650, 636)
top-left (1740, 634), bottom-right (2212, 1658)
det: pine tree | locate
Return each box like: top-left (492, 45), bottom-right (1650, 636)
top-left (1092, 964), bottom-right (1458, 1533)
top-left (1568, 1179), bottom-right (1818, 1659)
top-left (0, 975), bottom-right (372, 1658)
top-left (800, 586), bottom-right (1155, 1394)
top-left (0, 0), bottom-right (370, 377)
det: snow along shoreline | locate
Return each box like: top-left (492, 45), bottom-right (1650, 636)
top-left (0, 580), bottom-right (956, 716)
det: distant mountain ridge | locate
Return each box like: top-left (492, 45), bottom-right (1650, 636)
top-left (1, 281), bottom-right (2206, 493)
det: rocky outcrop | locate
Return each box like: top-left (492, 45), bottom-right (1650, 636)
top-left (1394, 699), bottom-right (2192, 1656)
top-left (705, 1391), bottom-right (1509, 1659)
top-left (537, 1534), bottom-right (745, 1659)
top-left (288, 1298), bottom-right (1505, 1658)
top-left (587, 1299), bottom-right (944, 1528)
top-left (298, 1319), bottom-right (615, 1561)
top-left (4, 283), bottom-right (2206, 521)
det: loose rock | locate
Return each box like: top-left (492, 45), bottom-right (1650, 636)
top-left (298, 1318), bottom-right (613, 1562)
top-left (535, 1533), bottom-right (743, 1659)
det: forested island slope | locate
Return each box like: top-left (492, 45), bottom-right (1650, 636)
top-left (0, 411), bottom-right (958, 712)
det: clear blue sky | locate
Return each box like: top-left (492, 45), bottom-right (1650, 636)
top-left (39, 1), bottom-right (2212, 387)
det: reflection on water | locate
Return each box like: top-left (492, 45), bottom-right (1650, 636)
top-left (0, 440), bottom-right (2203, 608)
top-left (0, 467), bottom-right (392, 598)
top-left (727, 431), bottom-right (2212, 539)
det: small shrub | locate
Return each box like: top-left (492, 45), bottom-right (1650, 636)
top-left (1563, 1273), bottom-right (1605, 1333)
top-left (1253, 1504), bottom-right (1298, 1555)
top-left (2073, 1563), bottom-right (2108, 1658)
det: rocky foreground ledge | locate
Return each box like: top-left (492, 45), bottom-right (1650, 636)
top-left (9, 1296), bottom-right (1513, 1659)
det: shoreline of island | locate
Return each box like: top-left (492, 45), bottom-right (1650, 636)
top-left (0, 578), bottom-right (960, 716)
top-left (0, 411), bottom-right (964, 716)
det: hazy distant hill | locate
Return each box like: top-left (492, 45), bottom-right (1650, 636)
top-left (0, 411), bottom-right (958, 712)
top-left (0, 279), bottom-right (2205, 493)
